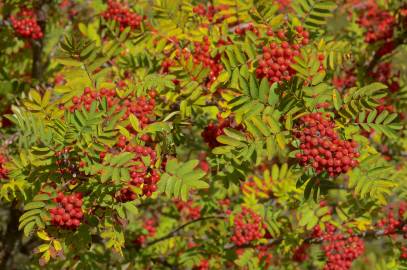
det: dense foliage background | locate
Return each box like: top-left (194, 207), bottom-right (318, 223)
top-left (0, 0), bottom-right (406, 269)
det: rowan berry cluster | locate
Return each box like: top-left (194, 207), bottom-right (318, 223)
top-left (10, 8), bottom-right (43, 39)
top-left (377, 41), bottom-right (395, 57)
top-left (174, 200), bottom-right (201, 220)
top-left (194, 259), bottom-right (209, 270)
top-left (134, 218), bottom-right (156, 245)
top-left (176, 38), bottom-right (221, 85)
top-left (102, 0), bottom-right (144, 31)
top-left (241, 177), bottom-right (273, 198)
top-left (292, 243), bottom-right (310, 262)
top-left (276, 0), bottom-right (292, 11)
top-left (369, 62), bottom-right (400, 93)
top-left (357, 3), bottom-right (395, 43)
top-left (70, 87), bottom-right (118, 112)
top-left (234, 23), bottom-right (259, 36)
top-left (50, 192), bottom-right (84, 229)
top-left (256, 26), bottom-right (309, 84)
top-left (0, 155), bottom-right (8, 179)
top-left (257, 245), bottom-right (273, 267)
top-left (198, 152), bottom-right (210, 173)
top-left (314, 224), bottom-right (365, 270)
top-left (123, 91), bottom-right (157, 128)
top-left (231, 207), bottom-right (264, 246)
top-left (161, 59), bottom-right (175, 74)
top-left (332, 69), bottom-right (356, 90)
top-left (70, 87), bottom-right (157, 128)
top-left (110, 137), bottom-right (160, 199)
top-left (54, 74), bottom-right (65, 86)
top-left (202, 116), bottom-right (241, 148)
top-left (192, 4), bottom-right (228, 22)
top-left (192, 37), bottom-right (223, 85)
top-left (116, 187), bottom-right (137, 202)
top-left (377, 202), bottom-right (406, 235)
top-left (294, 113), bottom-right (360, 176)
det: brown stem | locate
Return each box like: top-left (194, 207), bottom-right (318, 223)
top-left (31, 2), bottom-right (47, 81)
top-left (0, 203), bottom-right (23, 269)
top-left (224, 221), bottom-right (407, 250)
top-left (145, 215), bottom-right (226, 247)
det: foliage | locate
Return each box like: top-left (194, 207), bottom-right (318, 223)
top-left (0, 0), bottom-right (406, 269)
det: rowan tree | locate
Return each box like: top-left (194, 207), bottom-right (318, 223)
top-left (0, 0), bottom-right (406, 269)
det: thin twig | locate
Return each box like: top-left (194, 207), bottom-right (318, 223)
top-left (145, 215), bottom-right (226, 247)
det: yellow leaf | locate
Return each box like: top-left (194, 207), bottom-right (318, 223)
top-left (53, 240), bottom-right (62, 251)
top-left (37, 244), bottom-right (50, 252)
top-left (37, 230), bottom-right (50, 241)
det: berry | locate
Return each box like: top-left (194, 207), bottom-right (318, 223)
top-left (316, 224), bottom-right (365, 270)
top-left (357, 2), bottom-right (395, 44)
top-left (201, 115), bottom-right (242, 148)
top-left (0, 155), bottom-right (8, 179)
top-left (133, 218), bottom-right (157, 246)
top-left (102, 0), bottom-right (144, 32)
top-left (175, 199), bottom-right (201, 220)
top-left (50, 192), bottom-right (83, 230)
top-left (294, 113), bottom-right (359, 176)
top-left (10, 8), bottom-right (43, 39)
top-left (255, 27), bottom-right (309, 84)
top-left (230, 207), bottom-right (264, 246)
top-left (179, 37), bottom-right (223, 86)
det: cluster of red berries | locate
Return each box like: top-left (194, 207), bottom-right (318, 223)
top-left (234, 23), bottom-right (259, 36)
top-left (218, 198), bottom-right (232, 215)
top-left (276, 0), bottom-right (292, 11)
top-left (54, 74), bottom-right (65, 86)
top-left (122, 91), bottom-right (157, 130)
top-left (0, 155), bottom-right (8, 179)
top-left (292, 243), bottom-right (310, 262)
top-left (202, 116), bottom-right (242, 148)
top-left (401, 246), bottom-right (407, 260)
top-left (197, 152), bottom-right (210, 173)
top-left (70, 87), bottom-right (156, 128)
top-left (116, 187), bottom-right (137, 202)
top-left (257, 245), bottom-right (273, 267)
top-left (241, 176), bottom-right (273, 198)
top-left (133, 218), bottom-right (156, 245)
top-left (70, 87), bottom-right (118, 112)
top-left (50, 192), bottom-right (83, 229)
top-left (231, 207), bottom-right (264, 246)
top-left (294, 113), bottom-right (360, 176)
top-left (10, 8), bottom-right (43, 39)
top-left (313, 224), bottom-right (365, 270)
top-left (357, 3), bottom-right (395, 43)
top-left (59, 0), bottom-right (78, 18)
top-left (194, 259), bottom-right (209, 270)
top-left (369, 62), bottom-right (400, 93)
top-left (256, 26), bottom-right (309, 84)
top-left (377, 202), bottom-right (406, 235)
top-left (102, 0), bottom-right (144, 31)
top-left (192, 4), bottom-right (228, 23)
top-left (161, 59), bottom-right (175, 74)
top-left (377, 41), bottom-right (395, 57)
top-left (109, 139), bottom-right (160, 199)
top-left (178, 36), bottom-right (223, 86)
top-left (332, 68), bottom-right (357, 91)
top-left (174, 199), bottom-right (201, 220)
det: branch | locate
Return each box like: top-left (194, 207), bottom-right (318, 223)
top-left (224, 221), bottom-right (407, 250)
top-left (145, 215), bottom-right (226, 247)
top-left (0, 203), bottom-right (23, 269)
top-left (31, 5), bottom-right (47, 81)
